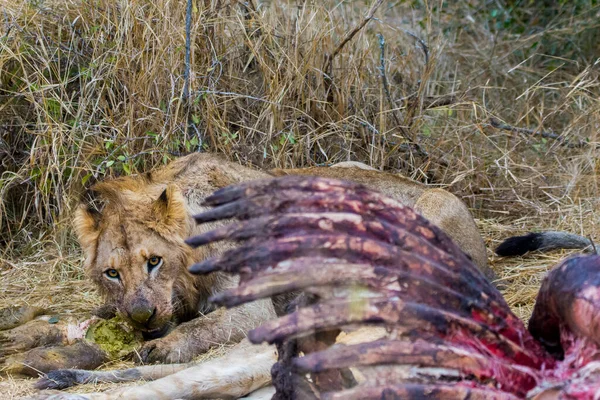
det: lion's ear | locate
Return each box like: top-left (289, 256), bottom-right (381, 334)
top-left (73, 205), bottom-right (101, 254)
top-left (152, 184), bottom-right (188, 234)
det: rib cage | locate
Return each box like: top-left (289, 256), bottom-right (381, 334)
top-left (187, 176), bottom-right (600, 400)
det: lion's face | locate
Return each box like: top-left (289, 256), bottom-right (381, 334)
top-left (74, 183), bottom-right (199, 338)
top-left (91, 221), bottom-right (192, 336)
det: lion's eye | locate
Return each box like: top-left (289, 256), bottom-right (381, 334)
top-left (105, 269), bottom-right (120, 280)
top-left (147, 256), bottom-right (162, 272)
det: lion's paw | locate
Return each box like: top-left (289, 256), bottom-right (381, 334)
top-left (36, 369), bottom-right (88, 390)
top-left (137, 337), bottom-right (193, 364)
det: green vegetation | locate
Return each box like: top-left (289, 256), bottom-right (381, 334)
top-left (85, 316), bottom-right (143, 359)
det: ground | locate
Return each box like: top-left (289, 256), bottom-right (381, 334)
top-left (1, 214), bottom-right (595, 398)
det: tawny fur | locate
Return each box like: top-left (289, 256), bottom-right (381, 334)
top-left (270, 165), bottom-right (491, 278)
top-left (73, 153), bottom-right (276, 364)
top-left (31, 155), bottom-right (492, 399)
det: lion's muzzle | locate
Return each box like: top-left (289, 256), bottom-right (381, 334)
top-left (126, 298), bottom-right (156, 327)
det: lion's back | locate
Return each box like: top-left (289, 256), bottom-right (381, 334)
top-left (150, 153), bottom-right (269, 211)
top-left (268, 163), bottom-right (489, 275)
top-left (269, 164), bottom-right (426, 206)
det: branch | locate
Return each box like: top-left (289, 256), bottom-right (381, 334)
top-left (323, 0), bottom-right (384, 102)
top-left (377, 33), bottom-right (428, 159)
top-left (588, 235), bottom-right (598, 255)
top-left (397, 93), bottom-right (458, 109)
top-left (183, 0), bottom-right (193, 101)
top-left (377, 33), bottom-right (400, 127)
top-left (403, 30), bottom-right (429, 68)
top-left (400, 30), bottom-right (431, 134)
top-left (239, 0), bottom-right (261, 39)
top-left (489, 118), bottom-right (588, 149)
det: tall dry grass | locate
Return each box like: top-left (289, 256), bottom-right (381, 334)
top-left (0, 0), bottom-right (599, 305)
top-left (1, 0), bottom-right (599, 248)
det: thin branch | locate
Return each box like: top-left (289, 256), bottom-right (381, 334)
top-left (377, 33), bottom-right (427, 158)
top-left (239, 0), bottom-right (261, 38)
top-left (377, 33), bottom-right (398, 125)
top-left (323, 0), bottom-right (384, 102)
top-left (588, 235), bottom-right (598, 255)
top-left (403, 29), bottom-right (429, 68)
top-left (400, 29), bottom-right (432, 133)
top-left (489, 118), bottom-right (588, 148)
top-left (325, 0), bottom-right (384, 75)
top-left (398, 93), bottom-right (458, 109)
top-left (183, 0), bottom-right (193, 101)
top-left (2, 10), bottom-right (12, 39)
top-left (197, 90), bottom-right (279, 105)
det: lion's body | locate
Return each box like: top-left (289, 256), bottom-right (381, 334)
top-left (270, 165), bottom-right (490, 277)
top-left (39, 153), bottom-right (492, 398)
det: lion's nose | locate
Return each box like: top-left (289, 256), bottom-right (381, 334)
top-left (129, 306), bottom-right (156, 325)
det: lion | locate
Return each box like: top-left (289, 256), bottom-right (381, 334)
top-left (72, 153), bottom-right (490, 364)
top-left (4, 152), bottom-right (491, 398)
top-left (70, 152), bottom-right (277, 364)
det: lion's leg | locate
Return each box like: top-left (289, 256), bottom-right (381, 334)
top-left (0, 305), bottom-right (47, 331)
top-left (0, 318), bottom-right (69, 358)
top-left (240, 385), bottom-right (276, 399)
top-left (36, 362), bottom-right (193, 390)
top-left (138, 298), bottom-right (276, 364)
top-left (0, 314), bottom-right (108, 377)
top-left (35, 339), bottom-right (277, 400)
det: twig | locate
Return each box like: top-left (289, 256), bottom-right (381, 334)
top-left (239, 0), bottom-right (261, 38)
top-left (197, 90), bottom-right (279, 105)
top-left (3, 10), bottom-right (12, 39)
top-left (182, 0), bottom-right (195, 141)
top-left (489, 118), bottom-right (588, 148)
top-left (398, 93), bottom-right (458, 109)
top-left (377, 33), bottom-right (399, 126)
top-left (183, 0), bottom-right (193, 101)
top-left (400, 29), bottom-right (431, 132)
top-left (189, 123), bottom-right (204, 152)
top-left (588, 235), bottom-right (598, 255)
top-left (377, 33), bottom-right (427, 158)
top-left (323, 0), bottom-right (384, 103)
top-left (403, 29), bottom-right (429, 68)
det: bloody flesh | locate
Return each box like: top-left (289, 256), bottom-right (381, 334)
top-left (188, 176), bottom-right (600, 399)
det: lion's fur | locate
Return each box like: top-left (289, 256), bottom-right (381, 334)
top-left (73, 153), bottom-right (490, 353)
top-left (73, 153), bottom-right (268, 336)
top-left (270, 165), bottom-right (491, 278)
top-left (47, 153), bottom-right (492, 398)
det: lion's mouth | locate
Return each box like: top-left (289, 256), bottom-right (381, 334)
top-left (142, 324), bottom-right (170, 340)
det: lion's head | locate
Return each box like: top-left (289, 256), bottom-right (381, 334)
top-left (74, 177), bottom-right (204, 339)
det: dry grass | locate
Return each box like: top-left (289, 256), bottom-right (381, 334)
top-left (1, 0), bottom-right (600, 398)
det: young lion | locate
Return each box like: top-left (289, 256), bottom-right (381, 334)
top-left (25, 154), bottom-right (492, 400)
top-left (72, 152), bottom-right (277, 364)
top-left (19, 153), bottom-right (491, 398)
top-left (74, 154), bottom-right (490, 365)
